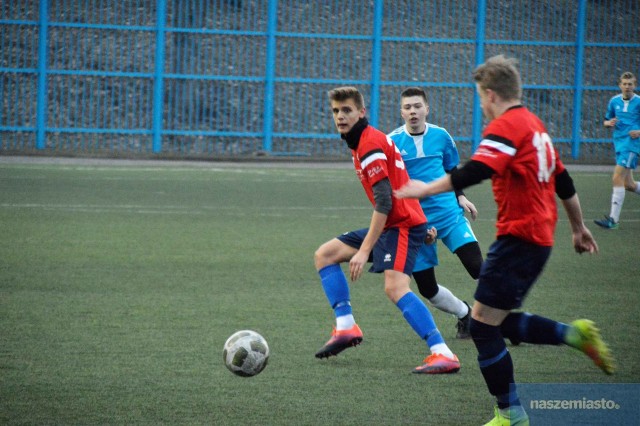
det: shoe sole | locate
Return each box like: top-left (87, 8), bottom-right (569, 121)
top-left (315, 337), bottom-right (363, 359)
top-left (412, 365), bottom-right (460, 374)
top-left (575, 320), bottom-right (615, 375)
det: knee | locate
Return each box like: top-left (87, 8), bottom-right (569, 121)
top-left (314, 246), bottom-right (330, 270)
top-left (384, 281), bottom-right (410, 304)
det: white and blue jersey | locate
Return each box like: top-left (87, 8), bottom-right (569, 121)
top-left (388, 123), bottom-right (463, 229)
top-left (606, 93), bottom-right (640, 154)
top-left (388, 123), bottom-right (477, 271)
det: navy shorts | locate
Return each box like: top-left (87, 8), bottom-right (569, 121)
top-left (337, 223), bottom-right (427, 276)
top-left (474, 235), bottom-right (552, 310)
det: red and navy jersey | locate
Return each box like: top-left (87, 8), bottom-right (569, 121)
top-left (351, 125), bottom-right (427, 229)
top-left (472, 106), bottom-right (565, 246)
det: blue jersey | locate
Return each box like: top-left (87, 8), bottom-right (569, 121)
top-left (606, 93), bottom-right (640, 153)
top-left (388, 123), bottom-right (463, 229)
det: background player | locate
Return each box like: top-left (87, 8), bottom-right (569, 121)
top-left (594, 71), bottom-right (640, 229)
top-left (388, 87), bottom-right (482, 339)
top-left (396, 55), bottom-right (614, 425)
top-left (313, 86), bottom-right (460, 374)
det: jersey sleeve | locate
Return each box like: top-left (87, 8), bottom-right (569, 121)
top-left (358, 140), bottom-right (389, 186)
top-left (471, 123), bottom-right (515, 176)
top-left (442, 130), bottom-right (460, 171)
top-left (605, 98), bottom-right (615, 121)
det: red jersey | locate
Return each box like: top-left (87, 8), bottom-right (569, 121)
top-left (471, 106), bottom-right (565, 246)
top-left (352, 125), bottom-right (426, 229)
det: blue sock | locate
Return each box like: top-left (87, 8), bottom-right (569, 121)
top-left (396, 292), bottom-right (444, 346)
top-left (501, 312), bottom-right (567, 345)
top-left (470, 318), bottom-right (518, 409)
top-left (319, 264), bottom-right (352, 317)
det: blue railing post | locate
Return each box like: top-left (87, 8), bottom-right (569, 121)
top-left (36, 0), bottom-right (49, 149)
top-left (369, 0), bottom-right (384, 127)
top-left (571, 0), bottom-right (587, 159)
top-left (471, 0), bottom-right (487, 153)
top-left (262, 0), bottom-right (278, 153)
top-left (152, 0), bottom-right (167, 153)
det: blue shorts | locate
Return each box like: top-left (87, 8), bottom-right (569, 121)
top-left (414, 216), bottom-right (477, 272)
top-left (337, 223), bottom-right (427, 276)
top-left (474, 235), bottom-right (551, 310)
top-left (615, 150), bottom-right (638, 169)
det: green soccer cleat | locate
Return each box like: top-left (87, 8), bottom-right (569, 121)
top-left (593, 215), bottom-right (619, 229)
top-left (483, 406), bottom-right (529, 426)
top-left (568, 319), bottom-right (615, 375)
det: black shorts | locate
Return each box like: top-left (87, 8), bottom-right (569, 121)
top-left (475, 235), bottom-right (552, 310)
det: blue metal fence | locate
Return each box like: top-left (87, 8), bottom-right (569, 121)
top-left (1, 0), bottom-right (639, 161)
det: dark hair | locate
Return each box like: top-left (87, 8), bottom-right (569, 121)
top-left (327, 86), bottom-right (365, 110)
top-left (473, 54), bottom-right (522, 101)
top-left (400, 87), bottom-right (428, 104)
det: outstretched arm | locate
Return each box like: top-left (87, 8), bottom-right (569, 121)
top-left (395, 160), bottom-right (494, 200)
top-left (395, 174), bottom-right (454, 199)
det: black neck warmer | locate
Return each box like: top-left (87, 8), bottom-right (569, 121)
top-left (341, 117), bottom-right (369, 150)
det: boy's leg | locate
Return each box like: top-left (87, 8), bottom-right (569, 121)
top-left (314, 234), bottom-right (364, 358)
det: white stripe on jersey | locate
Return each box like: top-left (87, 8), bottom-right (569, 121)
top-left (479, 139), bottom-right (516, 156)
top-left (360, 152), bottom-right (387, 169)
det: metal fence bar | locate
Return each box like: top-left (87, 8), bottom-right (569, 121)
top-left (571, 0), bottom-right (587, 159)
top-left (471, 0), bottom-right (487, 151)
top-left (262, 0), bottom-right (277, 153)
top-left (35, 0), bottom-right (49, 149)
top-left (152, 0), bottom-right (167, 153)
top-left (369, 0), bottom-right (383, 128)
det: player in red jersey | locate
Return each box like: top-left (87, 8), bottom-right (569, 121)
top-left (396, 56), bottom-right (614, 424)
top-left (313, 86), bottom-right (460, 374)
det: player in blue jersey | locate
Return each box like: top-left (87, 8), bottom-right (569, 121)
top-left (594, 71), bottom-right (640, 229)
top-left (388, 87), bottom-right (483, 341)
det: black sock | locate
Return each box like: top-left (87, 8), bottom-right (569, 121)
top-left (471, 318), bottom-right (519, 409)
top-left (501, 312), bottom-right (565, 345)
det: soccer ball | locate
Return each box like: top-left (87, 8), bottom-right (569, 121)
top-left (223, 330), bottom-right (269, 377)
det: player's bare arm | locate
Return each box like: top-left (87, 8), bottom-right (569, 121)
top-left (395, 174), bottom-right (454, 199)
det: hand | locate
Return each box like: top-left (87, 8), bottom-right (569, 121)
top-left (629, 130), bottom-right (640, 139)
top-left (572, 226), bottom-right (599, 254)
top-left (394, 179), bottom-right (429, 199)
top-left (349, 250), bottom-right (369, 281)
top-left (604, 118), bottom-right (618, 127)
top-left (425, 227), bottom-right (437, 245)
top-left (457, 195), bottom-right (478, 220)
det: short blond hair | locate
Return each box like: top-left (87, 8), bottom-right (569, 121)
top-left (473, 55), bottom-right (522, 101)
top-left (619, 71), bottom-right (636, 84)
